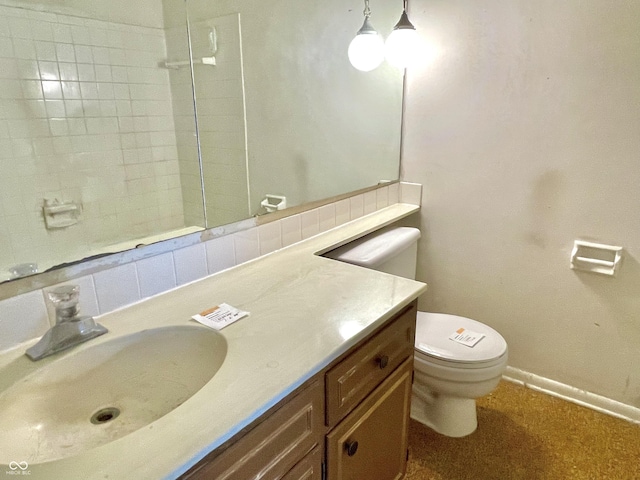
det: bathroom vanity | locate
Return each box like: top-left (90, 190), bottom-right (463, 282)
top-left (0, 204), bottom-right (426, 479)
top-left (183, 302), bottom-right (416, 480)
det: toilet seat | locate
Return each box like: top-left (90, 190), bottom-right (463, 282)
top-left (415, 312), bottom-right (508, 368)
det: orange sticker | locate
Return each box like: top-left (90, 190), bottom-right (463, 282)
top-left (456, 328), bottom-right (465, 334)
top-left (200, 305), bottom-right (220, 316)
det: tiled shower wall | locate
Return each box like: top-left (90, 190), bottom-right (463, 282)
top-left (193, 13), bottom-right (250, 227)
top-left (0, 182), bottom-right (422, 352)
top-left (0, 3), bottom-right (186, 275)
top-left (164, 21), bottom-right (203, 228)
top-left (163, 6), bottom-right (250, 228)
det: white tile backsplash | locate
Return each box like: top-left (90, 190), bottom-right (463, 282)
top-left (300, 209), bottom-right (320, 240)
top-left (136, 252), bottom-right (176, 298)
top-left (400, 182), bottom-right (423, 206)
top-left (376, 186), bottom-right (389, 210)
top-left (350, 194), bottom-right (364, 220)
top-left (335, 199), bottom-right (350, 226)
top-left (93, 263), bottom-right (140, 313)
top-left (0, 184), bottom-right (409, 351)
top-left (363, 190), bottom-right (377, 215)
top-left (258, 222), bottom-right (282, 256)
top-left (173, 244), bottom-right (208, 286)
top-left (0, 290), bottom-right (49, 351)
top-left (205, 235), bottom-right (235, 274)
top-left (318, 204), bottom-right (336, 232)
top-left (233, 227), bottom-right (260, 264)
top-left (388, 182), bottom-right (400, 204)
top-left (280, 214), bottom-right (302, 247)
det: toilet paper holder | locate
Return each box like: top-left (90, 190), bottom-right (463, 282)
top-left (570, 240), bottom-right (623, 277)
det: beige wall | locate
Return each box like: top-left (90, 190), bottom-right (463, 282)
top-left (402, 0), bottom-right (640, 408)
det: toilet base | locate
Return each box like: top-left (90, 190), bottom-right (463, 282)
top-left (411, 383), bottom-right (478, 437)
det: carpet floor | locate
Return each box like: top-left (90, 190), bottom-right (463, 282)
top-left (405, 380), bottom-right (640, 480)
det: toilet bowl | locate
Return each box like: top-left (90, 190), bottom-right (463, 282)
top-left (412, 311), bottom-right (508, 437)
top-left (323, 226), bottom-right (509, 437)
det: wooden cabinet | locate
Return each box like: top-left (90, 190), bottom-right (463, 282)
top-left (325, 304), bottom-right (416, 427)
top-left (182, 381), bottom-right (323, 480)
top-left (181, 301), bottom-right (416, 480)
top-left (325, 302), bottom-right (415, 480)
top-left (282, 446), bottom-right (323, 480)
top-left (326, 359), bottom-right (413, 480)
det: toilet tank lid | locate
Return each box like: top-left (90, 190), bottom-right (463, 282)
top-left (323, 227), bottom-right (421, 268)
top-left (415, 312), bottom-right (508, 364)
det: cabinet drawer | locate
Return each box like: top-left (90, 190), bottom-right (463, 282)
top-left (183, 381), bottom-right (323, 480)
top-left (325, 302), bottom-right (416, 427)
top-left (282, 446), bottom-right (323, 480)
top-left (326, 358), bottom-right (413, 480)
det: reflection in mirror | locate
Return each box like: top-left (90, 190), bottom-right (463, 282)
top-left (0, 0), bottom-right (204, 282)
top-left (181, 0), bottom-right (404, 218)
top-left (245, 1), bottom-right (403, 213)
top-left (0, 0), bottom-right (403, 284)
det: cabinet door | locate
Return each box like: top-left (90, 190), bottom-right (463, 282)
top-left (326, 359), bottom-right (412, 480)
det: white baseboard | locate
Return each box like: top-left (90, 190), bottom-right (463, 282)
top-left (502, 366), bottom-right (640, 425)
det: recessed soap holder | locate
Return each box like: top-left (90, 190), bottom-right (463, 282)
top-left (570, 240), bottom-right (623, 277)
top-left (43, 199), bottom-right (80, 229)
top-left (260, 194), bottom-right (287, 213)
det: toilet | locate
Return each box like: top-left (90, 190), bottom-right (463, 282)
top-left (324, 226), bottom-right (508, 437)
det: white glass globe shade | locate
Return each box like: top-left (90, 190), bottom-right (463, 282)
top-left (385, 28), bottom-right (419, 69)
top-left (348, 32), bottom-right (384, 72)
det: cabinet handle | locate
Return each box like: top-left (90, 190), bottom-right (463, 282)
top-left (376, 355), bottom-right (389, 369)
top-left (345, 440), bottom-right (359, 457)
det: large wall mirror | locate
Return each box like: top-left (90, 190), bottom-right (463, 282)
top-left (0, 0), bottom-right (403, 284)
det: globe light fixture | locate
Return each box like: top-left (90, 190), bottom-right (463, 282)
top-left (348, 0), bottom-right (385, 72)
top-left (385, 0), bottom-right (418, 69)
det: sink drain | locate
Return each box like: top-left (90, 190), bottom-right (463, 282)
top-left (90, 407), bottom-right (120, 425)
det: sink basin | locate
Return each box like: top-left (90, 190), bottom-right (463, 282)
top-left (0, 325), bottom-right (227, 464)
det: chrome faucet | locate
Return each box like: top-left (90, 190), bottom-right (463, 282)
top-left (26, 285), bottom-right (108, 361)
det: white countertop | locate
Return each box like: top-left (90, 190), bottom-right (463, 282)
top-left (0, 204), bottom-right (427, 479)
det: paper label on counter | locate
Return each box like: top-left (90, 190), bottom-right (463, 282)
top-left (192, 303), bottom-right (249, 330)
top-left (449, 328), bottom-right (485, 347)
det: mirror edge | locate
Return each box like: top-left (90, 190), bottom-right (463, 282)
top-left (0, 217), bottom-right (256, 302)
top-left (0, 182), bottom-right (399, 302)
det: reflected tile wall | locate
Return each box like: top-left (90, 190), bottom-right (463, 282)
top-left (164, 23), bottom-right (203, 228)
top-left (197, 13), bottom-right (250, 228)
top-left (0, 4), bottom-right (186, 277)
top-left (166, 12), bottom-right (249, 229)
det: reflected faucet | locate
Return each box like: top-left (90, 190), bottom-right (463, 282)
top-left (9, 263), bottom-right (38, 279)
top-left (26, 285), bottom-right (108, 361)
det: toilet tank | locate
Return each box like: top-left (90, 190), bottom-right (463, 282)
top-left (323, 227), bottom-right (421, 279)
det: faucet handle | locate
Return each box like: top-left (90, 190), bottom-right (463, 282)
top-left (47, 285), bottom-right (80, 307)
top-left (47, 285), bottom-right (81, 321)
